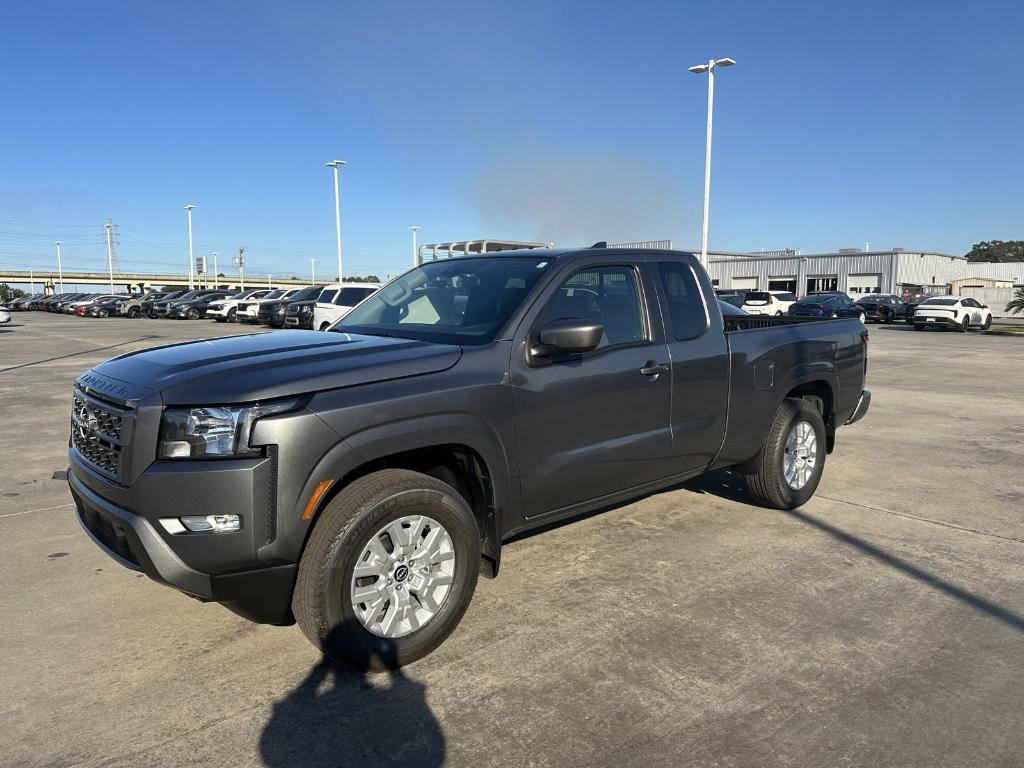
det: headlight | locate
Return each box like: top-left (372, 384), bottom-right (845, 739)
top-left (300, 305), bottom-right (312, 315)
top-left (158, 399), bottom-right (299, 459)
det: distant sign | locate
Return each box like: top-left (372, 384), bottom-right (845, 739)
top-left (195, 256), bottom-right (206, 274)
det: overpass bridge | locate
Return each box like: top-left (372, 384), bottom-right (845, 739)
top-left (0, 270), bottom-right (313, 294)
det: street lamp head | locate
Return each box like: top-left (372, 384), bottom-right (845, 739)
top-left (715, 57), bottom-right (736, 67)
top-left (688, 64), bottom-right (710, 73)
top-left (324, 160), bottom-right (347, 169)
top-left (183, 204), bottom-right (196, 211)
top-left (410, 225), bottom-right (421, 231)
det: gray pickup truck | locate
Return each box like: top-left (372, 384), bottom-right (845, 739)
top-left (68, 247), bottom-right (870, 668)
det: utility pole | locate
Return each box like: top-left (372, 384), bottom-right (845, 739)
top-left (324, 160), bottom-right (346, 282)
top-left (212, 251), bottom-right (219, 289)
top-left (30, 269), bottom-right (35, 293)
top-left (310, 258), bottom-right (316, 285)
top-left (233, 247), bottom-right (246, 291)
top-left (55, 241), bottom-right (64, 291)
top-left (688, 57), bottom-right (735, 270)
top-left (410, 225), bottom-right (421, 268)
top-left (104, 219), bottom-right (115, 291)
top-left (183, 204), bottom-right (196, 290)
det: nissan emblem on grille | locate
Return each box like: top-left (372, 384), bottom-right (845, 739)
top-left (71, 391), bottom-right (125, 481)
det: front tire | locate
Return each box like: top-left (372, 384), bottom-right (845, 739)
top-left (186, 308), bottom-right (200, 320)
top-left (227, 308), bottom-right (237, 323)
top-left (983, 314), bottom-right (992, 330)
top-left (959, 317), bottom-right (969, 333)
top-left (743, 398), bottom-right (826, 510)
top-left (293, 469), bottom-right (480, 670)
top-left (319, 321), bottom-right (332, 331)
top-left (127, 307), bottom-right (140, 318)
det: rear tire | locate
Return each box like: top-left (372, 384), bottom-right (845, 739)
top-left (293, 469), bottom-right (480, 670)
top-left (983, 314), bottom-right (992, 330)
top-left (743, 398), bottom-right (826, 510)
top-left (127, 307), bottom-right (140, 318)
top-left (959, 317), bottom-right (969, 332)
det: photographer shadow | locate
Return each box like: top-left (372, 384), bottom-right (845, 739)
top-left (260, 626), bottom-right (444, 768)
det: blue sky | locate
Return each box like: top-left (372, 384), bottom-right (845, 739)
top-left (1, 0), bottom-right (1022, 283)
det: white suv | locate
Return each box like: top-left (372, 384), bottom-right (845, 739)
top-left (235, 288), bottom-right (302, 324)
top-left (205, 289), bottom-right (271, 322)
top-left (312, 283), bottom-right (380, 331)
top-left (741, 290), bottom-right (798, 316)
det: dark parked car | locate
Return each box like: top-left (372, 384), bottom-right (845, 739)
top-left (789, 291), bottom-right (865, 322)
top-left (283, 300), bottom-right (317, 328)
top-left (855, 294), bottom-right (908, 323)
top-left (146, 290), bottom-right (188, 318)
top-left (150, 290), bottom-right (221, 318)
top-left (168, 291), bottom-right (233, 319)
top-left (258, 285), bottom-right (324, 327)
top-left (85, 297), bottom-right (131, 318)
top-left (68, 246), bottom-right (870, 670)
top-left (714, 289), bottom-right (748, 308)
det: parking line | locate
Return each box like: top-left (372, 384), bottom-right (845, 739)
top-left (0, 503), bottom-right (74, 520)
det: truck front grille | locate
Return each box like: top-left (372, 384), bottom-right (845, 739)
top-left (71, 390), bottom-right (128, 481)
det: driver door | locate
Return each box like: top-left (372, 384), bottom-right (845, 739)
top-left (511, 260), bottom-right (672, 518)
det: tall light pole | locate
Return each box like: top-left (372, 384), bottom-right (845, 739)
top-left (212, 251), bottom-right (219, 289)
top-left (324, 160), bottom-right (346, 283)
top-left (183, 204), bottom-right (196, 289)
top-left (688, 57), bottom-right (735, 269)
top-left (104, 219), bottom-right (115, 292)
top-left (55, 241), bottom-right (64, 291)
top-left (310, 258), bottom-right (316, 285)
top-left (410, 225), bottom-right (421, 268)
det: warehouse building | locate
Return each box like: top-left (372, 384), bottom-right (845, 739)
top-left (705, 249), bottom-right (1022, 301)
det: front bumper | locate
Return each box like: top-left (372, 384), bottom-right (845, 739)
top-left (205, 305), bottom-right (230, 318)
top-left (284, 315), bottom-right (313, 328)
top-left (68, 455), bottom-right (296, 624)
top-left (844, 389), bottom-right (871, 425)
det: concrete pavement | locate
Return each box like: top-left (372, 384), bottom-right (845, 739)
top-left (1, 314), bottom-right (1021, 767)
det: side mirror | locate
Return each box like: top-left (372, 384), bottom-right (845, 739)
top-left (531, 318), bottom-right (603, 357)
top-left (982, 304), bottom-right (988, 309)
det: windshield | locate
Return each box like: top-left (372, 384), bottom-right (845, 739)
top-left (337, 257), bottom-right (552, 344)
top-left (290, 286), bottom-right (324, 301)
top-left (920, 298), bottom-right (958, 306)
top-left (261, 290), bottom-right (287, 300)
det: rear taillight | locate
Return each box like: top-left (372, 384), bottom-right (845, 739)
top-left (952, 310), bottom-right (958, 318)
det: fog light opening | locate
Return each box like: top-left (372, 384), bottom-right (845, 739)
top-left (180, 514), bottom-right (241, 533)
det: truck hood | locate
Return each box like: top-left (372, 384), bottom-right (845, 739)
top-left (90, 330), bottom-right (462, 405)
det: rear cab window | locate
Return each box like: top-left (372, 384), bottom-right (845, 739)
top-left (656, 262), bottom-right (709, 340)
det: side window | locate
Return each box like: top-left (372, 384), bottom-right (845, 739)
top-left (656, 262), bottom-right (708, 340)
top-left (539, 265), bottom-right (646, 349)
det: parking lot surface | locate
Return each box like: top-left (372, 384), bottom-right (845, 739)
top-left (2, 313), bottom-right (1022, 768)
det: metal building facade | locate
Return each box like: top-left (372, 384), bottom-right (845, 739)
top-left (707, 249), bottom-right (1023, 297)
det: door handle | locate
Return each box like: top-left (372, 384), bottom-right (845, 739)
top-left (640, 361), bottom-right (670, 377)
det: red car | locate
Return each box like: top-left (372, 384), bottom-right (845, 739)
top-left (74, 305), bottom-right (88, 316)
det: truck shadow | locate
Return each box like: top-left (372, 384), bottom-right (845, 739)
top-left (259, 627), bottom-right (444, 768)
top-left (687, 470), bottom-right (1024, 633)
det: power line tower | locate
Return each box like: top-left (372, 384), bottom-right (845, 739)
top-left (232, 246), bottom-right (246, 291)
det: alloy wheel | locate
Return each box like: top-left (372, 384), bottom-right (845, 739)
top-left (350, 515), bottom-right (456, 639)
top-left (784, 421), bottom-right (818, 490)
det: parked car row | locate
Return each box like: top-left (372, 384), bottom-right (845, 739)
top-left (8, 283), bottom-right (382, 330)
top-left (711, 289), bottom-right (995, 331)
